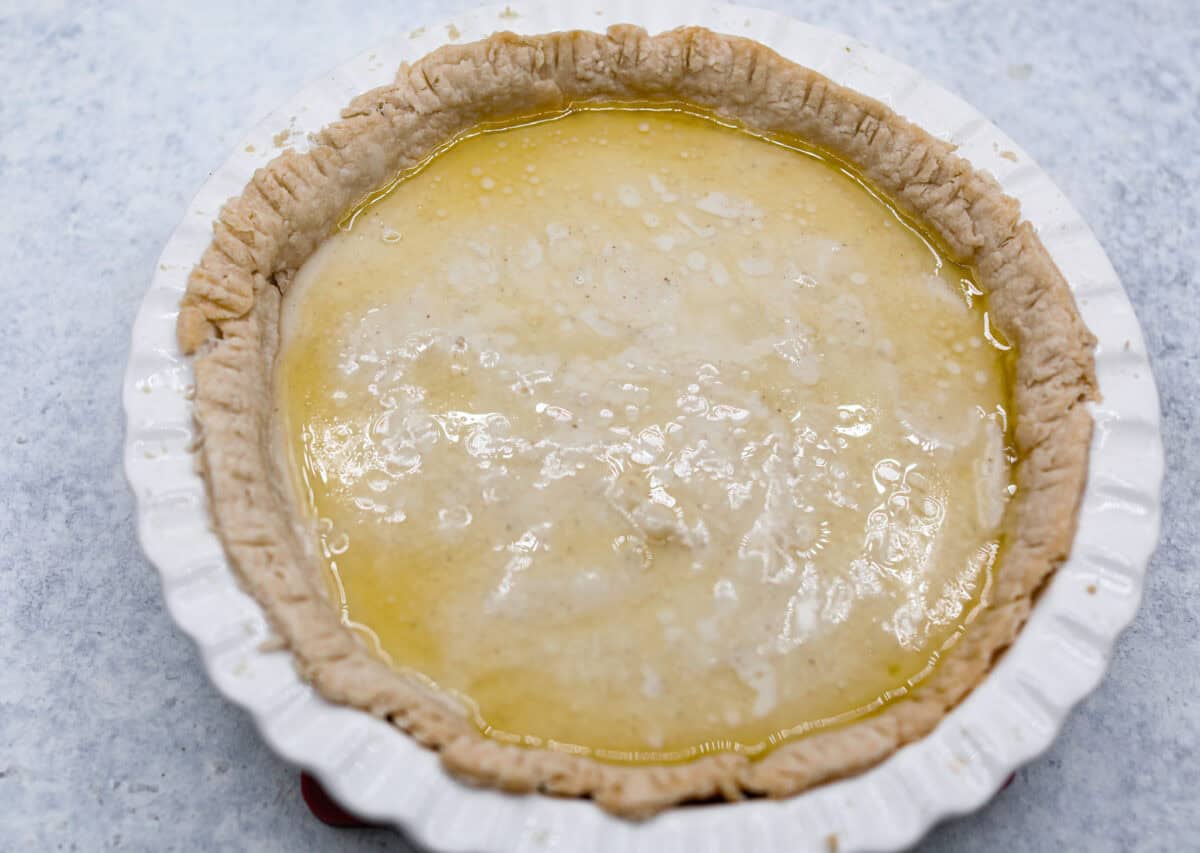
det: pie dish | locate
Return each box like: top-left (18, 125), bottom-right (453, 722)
top-left (174, 24), bottom-right (1098, 819)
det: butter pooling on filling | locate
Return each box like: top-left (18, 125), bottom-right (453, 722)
top-left (278, 107), bottom-right (1015, 762)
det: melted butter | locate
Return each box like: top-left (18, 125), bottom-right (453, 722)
top-left (278, 107), bottom-right (1014, 762)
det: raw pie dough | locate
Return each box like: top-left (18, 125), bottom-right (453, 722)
top-left (178, 26), bottom-right (1096, 817)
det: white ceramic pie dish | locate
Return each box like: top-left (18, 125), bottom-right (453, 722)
top-left (123, 2), bottom-right (1163, 850)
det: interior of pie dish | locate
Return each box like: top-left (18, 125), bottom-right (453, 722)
top-left (178, 26), bottom-right (1097, 817)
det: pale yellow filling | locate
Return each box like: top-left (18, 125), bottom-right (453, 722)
top-left (278, 108), bottom-right (1013, 761)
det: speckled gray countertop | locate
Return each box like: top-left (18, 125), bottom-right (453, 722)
top-left (1, 0), bottom-right (1196, 850)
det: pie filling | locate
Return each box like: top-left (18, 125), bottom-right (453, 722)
top-left (278, 107), bottom-right (1014, 762)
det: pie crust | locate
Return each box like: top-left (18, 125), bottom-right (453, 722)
top-left (177, 25), bottom-right (1097, 817)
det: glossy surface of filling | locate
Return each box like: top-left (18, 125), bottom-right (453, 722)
top-left (279, 108), bottom-right (1013, 761)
